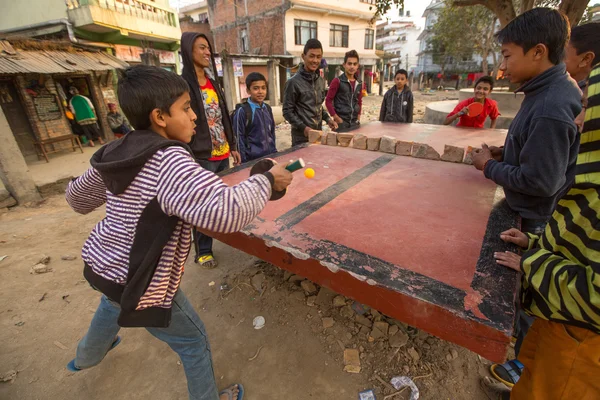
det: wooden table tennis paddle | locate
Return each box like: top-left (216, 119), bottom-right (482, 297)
top-left (250, 158), bottom-right (305, 201)
top-left (464, 102), bottom-right (484, 117)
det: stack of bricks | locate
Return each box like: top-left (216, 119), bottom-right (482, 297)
top-left (308, 129), bottom-right (481, 165)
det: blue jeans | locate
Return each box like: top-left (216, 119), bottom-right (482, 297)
top-left (74, 291), bottom-right (219, 400)
top-left (194, 158), bottom-right (230, 259)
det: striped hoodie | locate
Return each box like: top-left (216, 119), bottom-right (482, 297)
top-left (66, 130), bottom-right (271, 327)
top-left (520, 64), bottom-right (600, 333)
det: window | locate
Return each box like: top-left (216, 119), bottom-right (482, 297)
top-left (330, 24), bottom-right (349, 48)
top-left (364, 29), bottom-right (374, 49)
top-left (360, 0), bottom-right (376, 4)
top-left (406, 10), bottom-right (411, 17)
top-left (294, 19), bottom-right (317, 45)
top-left (197, 12), bottom-right (208, 22)
top-left (240, 28), bottom-right (249, 53)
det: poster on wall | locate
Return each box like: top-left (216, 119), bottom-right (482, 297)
top-left (214, 57), bottom-right (223, 77)
top-left (233, 59), bottom-right (243, 77)
top-left (33, 95), bottom-right (62, 121)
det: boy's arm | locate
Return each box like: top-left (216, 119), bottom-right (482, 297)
top-left (520, 246), bottom-right (600, 325)
top-left (269, 108), bottom-right (277, 153)
top-left (379, 93), bottom-right (387, 122)
top-left (444, 101), bottom-right (466, 125)
top-left (233, 108), bottom-right (248, 163)
top-left (282, 79), bottom-right (307, 133)
top-left (407, 92), bottom-right (414, 123)
top-left (65, 167), bottom-right (107, 214)
top-left (325, 78), bottom-right (339, 118)
top-left (484, 118), bottom-right (576, 197)
top-left (489, 102), bottom-right (500, 129)
top-left (156, 147), bottom-right (271, 233)
top-left (357, 85), bottom-right (363, 121)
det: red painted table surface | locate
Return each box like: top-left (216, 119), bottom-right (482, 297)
top-left (210, 123), bottom-right (518, 362)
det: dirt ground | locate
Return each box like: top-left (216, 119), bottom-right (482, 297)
top-left (0, 89), bottom-right (508, 400)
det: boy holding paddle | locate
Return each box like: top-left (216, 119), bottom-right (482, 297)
top-left (471, 8), bottom-right (582, 391)
top-left (444, 76), bottom-right (500, 128)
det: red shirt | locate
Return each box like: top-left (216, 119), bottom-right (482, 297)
top-left (447, 97), bottom-right (500, 128)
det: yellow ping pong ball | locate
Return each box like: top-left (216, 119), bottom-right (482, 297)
top-left (304, 168), bottom-right (315, 179)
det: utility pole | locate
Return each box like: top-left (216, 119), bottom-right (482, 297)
top-left (406, 53), bottom-right (409, 71)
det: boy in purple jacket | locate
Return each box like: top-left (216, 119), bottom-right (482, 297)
top-left (64, 65), bottom-right (292, 400)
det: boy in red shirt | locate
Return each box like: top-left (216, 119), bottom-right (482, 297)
top-left (444, 76), bottom-right (500, 128)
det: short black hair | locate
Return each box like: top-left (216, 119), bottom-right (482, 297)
top-left (495, 7), bottom-right (569, 65)
top-left (303, 39), bottom-right (323, 55)
top-left (395, 69), bottom-right (408, 78)
top-left (475, 76), bottom-right (494, 90)
top-left (245, 72), bottom-right (267, 88)
top-left (570, 22), bottom-right (600, 67)
top-left (118, 65), bottom-right (189, 130)
top-left (344, 50), bottom-right (360, 64)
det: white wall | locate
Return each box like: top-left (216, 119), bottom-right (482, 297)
top-left (0, 0), bottom-right (67, 31)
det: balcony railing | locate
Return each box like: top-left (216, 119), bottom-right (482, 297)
top-left (65, 0), bottom-right (177, 27)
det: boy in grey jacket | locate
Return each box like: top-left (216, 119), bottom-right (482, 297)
top-left (379, 69), bottom-right (414, 123)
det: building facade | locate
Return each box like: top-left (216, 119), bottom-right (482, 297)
top-left (0, 0), bottom-right (181, 71)
top-left (376, 15), bottom-right (422, 80)
top-left (178, 0), bottom-right (213, 44)
top-left (415, 0), bottom-right (444, 75)
top-left (207, 0), bottom-right (380, 89)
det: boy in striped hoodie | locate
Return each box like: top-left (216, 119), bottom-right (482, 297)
top-left (65, 65), bottom-right (292, 400)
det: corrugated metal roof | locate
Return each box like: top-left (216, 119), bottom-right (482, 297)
top-left (0, 43), bottom-right (128, 75)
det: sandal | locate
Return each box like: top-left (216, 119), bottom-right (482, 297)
top-left (66, 336), bottom-right (121, 372)
top-left (219, 383), bottom-right (244, 400)
top-left (490, 359), bottom-right (524, 388)
top-left (196, 254), bottom-right (218, 269)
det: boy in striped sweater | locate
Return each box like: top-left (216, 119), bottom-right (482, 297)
top-left (65, 65), bottom-right (292, 400)
top-left (494, 63), bottom-right (600, 399)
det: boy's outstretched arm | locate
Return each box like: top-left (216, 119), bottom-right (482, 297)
top-left (65, 168), bottom-right (107, 214)
top-left (233, 107), bottom-right (248, 163)
top-left (157, 147), bottom-right (275, 234)
top-left (484, 117), bottom-right (576, 197)
top-left (379, 94), bottom-right (387, 122)
top-left (325, 78), bottom-right (339, 122)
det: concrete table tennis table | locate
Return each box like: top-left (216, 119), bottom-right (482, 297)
top-left (211, 123), bottom-right (519, 363)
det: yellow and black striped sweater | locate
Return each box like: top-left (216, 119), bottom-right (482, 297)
top-left (521, 64), bottom-right (600, 333)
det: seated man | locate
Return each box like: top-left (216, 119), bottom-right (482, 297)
top-left (107, 103), bottom-right (132, 138)
top-left (444, 76), bottom-right (500, 129)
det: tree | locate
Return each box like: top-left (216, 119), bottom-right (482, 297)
top-left (428, 2), bottom-right (499, 75)
top-left (451, 0), bottom-right (589, 27)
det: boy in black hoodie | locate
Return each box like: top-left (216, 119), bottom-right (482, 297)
top-left (379, 69), bottom-right (413, 123)
top-left (65, 65), bottom-right (292, 400)
top-left (471, 8), bottom-right (582, 390)
top-left (181, 32), bottom-right (241, 269)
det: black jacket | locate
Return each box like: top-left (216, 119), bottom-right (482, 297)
top-left (88, 130), bottom-right (192, 327)
top-left (484, 64), bottom-right (582, 220)
top-left (333, 74), bottom-right (362, 126)
top-left (282, 64), bottom-right (330, 144)
top-left (379, 86), bottom-right (414, 123)
top-left (181, 32), bottom-right (236, 161)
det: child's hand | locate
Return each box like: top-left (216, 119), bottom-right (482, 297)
top-left (460, 107), bottom-right (469, 116)
top-left (500, 228), bottom-right (529, 248)
top-left (328, 119), bottom-right (339, 131)
top-left (472, 144), bottom-right (493, 171)
top-left (333, 115), bottom-right (343, 124)
top-left (494, 251), bottom-right (522, 272)
top-left (269, 163), bottom-right (293, 192)
top-left (231, 151), bottom-right (241, 166)
top-left (488, 146), bottom-right (503, 162)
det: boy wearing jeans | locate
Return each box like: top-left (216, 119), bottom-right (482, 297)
top-left (65, 65), bottom-right (292, 400)
top-left (472, 8), bottom-right (582, 389)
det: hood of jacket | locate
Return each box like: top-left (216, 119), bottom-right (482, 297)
top-left (90, 130), bottom-right (191, 195)
top-left (516, 63), bottom-right (579, 96)
top-left (181, 32), bottom-right (218, 87)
